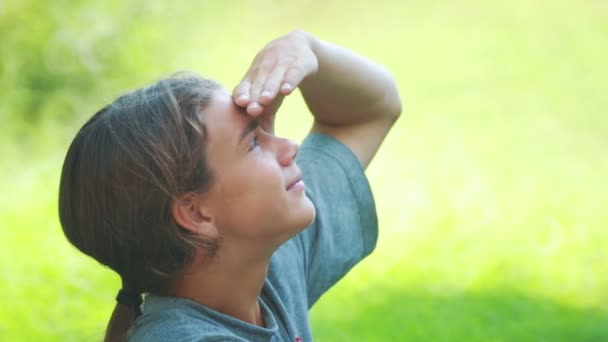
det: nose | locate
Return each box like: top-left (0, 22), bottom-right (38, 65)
top-left (276, 137), bottom-right (299, 167)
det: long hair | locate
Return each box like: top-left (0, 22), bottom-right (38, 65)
top-left (58, 74), bottom-right (220, 341)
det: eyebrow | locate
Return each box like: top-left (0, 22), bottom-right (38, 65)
top-left (238, 117), bottom-right (260, 145)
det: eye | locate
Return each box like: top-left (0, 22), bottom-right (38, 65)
top-left (248, 135), bottom-right (259, 151)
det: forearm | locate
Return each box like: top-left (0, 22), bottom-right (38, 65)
top-left (232, 30), bottom-right (401, 168)
top-left (300, 32), bottom-right (402, 126)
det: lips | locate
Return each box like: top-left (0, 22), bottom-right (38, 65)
top-left (286, 173), bottom-right (303, 190)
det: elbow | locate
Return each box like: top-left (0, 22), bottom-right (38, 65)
top-left (382, 74), bottom-right (403, 122)
top-left (388, 91), bottom-right (402, 122)
top-left (371, 86), bottom-right (401, 127)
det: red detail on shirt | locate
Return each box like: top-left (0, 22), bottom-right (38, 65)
top-left (295, 337), bottom-right (302, 342)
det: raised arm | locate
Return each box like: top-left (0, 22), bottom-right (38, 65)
top-left (300, 32), bottom-right (401, 168)
top-left (233, 30), bottom-right (401, 168)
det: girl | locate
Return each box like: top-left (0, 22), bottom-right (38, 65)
top-left (59, 30), bottom-right (401, 341)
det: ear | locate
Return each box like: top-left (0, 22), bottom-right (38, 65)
top-left (171, 192), bottom-right (217, 236)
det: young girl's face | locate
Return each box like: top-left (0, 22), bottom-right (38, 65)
top-left (197, 90), bottom-right (316, 248)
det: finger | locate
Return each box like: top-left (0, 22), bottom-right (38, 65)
top-left (249, 56), bottom-right (276, 104)
top-left (258, 64), bottom-right (288, 106)
top-left (280, 82), bottom-right (294, 95)
top-left (246, 101), bottom-right (264, 116)
top-left (261, 94), bottom-right (284, 118)
top-left (233, 80), bottom-right (251, 107)
top-left (281, 65), bottom-right (306, 95)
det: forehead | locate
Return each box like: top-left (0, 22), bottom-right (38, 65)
top-left (202, 89), bottom-right (249, 143)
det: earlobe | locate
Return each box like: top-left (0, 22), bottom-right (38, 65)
top-left (171, 193), bottom-right (217, 236)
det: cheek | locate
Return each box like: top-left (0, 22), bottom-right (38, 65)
top-left (214, 160), bottom-right (285, 225)
top-left (230, 158), bottom-right (282, 194)
top-left (239, 162), bottom-right (285, 212)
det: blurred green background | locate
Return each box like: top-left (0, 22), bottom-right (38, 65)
top-left (1, 0), bottom-right (607, 340)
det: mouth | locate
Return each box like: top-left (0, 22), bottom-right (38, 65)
top-left (286, 173), bottom-right (303, 191)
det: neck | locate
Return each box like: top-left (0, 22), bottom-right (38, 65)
top-left (169, 242), bottom-right (273, 327)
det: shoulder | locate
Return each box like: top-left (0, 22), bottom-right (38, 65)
top-left (297, 132), bottom-right (377, 234)
top-left (297, 132), bottom-right (356, 165)
top-left (128, 303), bottom-right (240, 342)
top-left (296, 132), bottom-right (373, 195)
top-left (292, 133), bottom-right (378, 305)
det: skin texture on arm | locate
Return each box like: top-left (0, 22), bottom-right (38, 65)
top-left (300, 33), bottom-right (402, 169)
top-left (233, 30), bottom-right (402, 169)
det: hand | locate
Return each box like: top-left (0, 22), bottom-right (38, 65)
top-left (233, 30), bottom-right (319, 119)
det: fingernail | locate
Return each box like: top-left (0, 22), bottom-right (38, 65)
top-left (281, 83), bottom-right (292, 92)
top-left (249, 102), bottom-right (261, 111)
top-left (261, 90), bottom-right (270, 98)
top-left (237, 94), bottom-right (249, 103)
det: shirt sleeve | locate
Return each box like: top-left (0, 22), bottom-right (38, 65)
top-left (294, 133), bottom-right (378, 307)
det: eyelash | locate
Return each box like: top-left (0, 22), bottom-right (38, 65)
top-left (248, 135), bottom-right (259, 151)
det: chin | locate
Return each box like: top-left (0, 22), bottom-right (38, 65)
top-left (296, 197), bottom-right (316, 230)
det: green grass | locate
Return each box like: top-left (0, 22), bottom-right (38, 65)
top-left (1, 0), bottom-right (607, 340)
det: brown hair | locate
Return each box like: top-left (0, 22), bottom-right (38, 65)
top-left (58, 74), bottom-right (220, 341)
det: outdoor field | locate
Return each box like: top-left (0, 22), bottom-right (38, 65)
top-left (1, 0), bottom-right (607, 340)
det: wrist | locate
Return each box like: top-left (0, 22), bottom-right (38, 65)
top-left (290, 30), bottom-right (320, 55)
top-left (306, 32), bottom-right (321, 59)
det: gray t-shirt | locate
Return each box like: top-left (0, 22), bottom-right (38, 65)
top-left (128, 133), bottom-right (378, 341)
